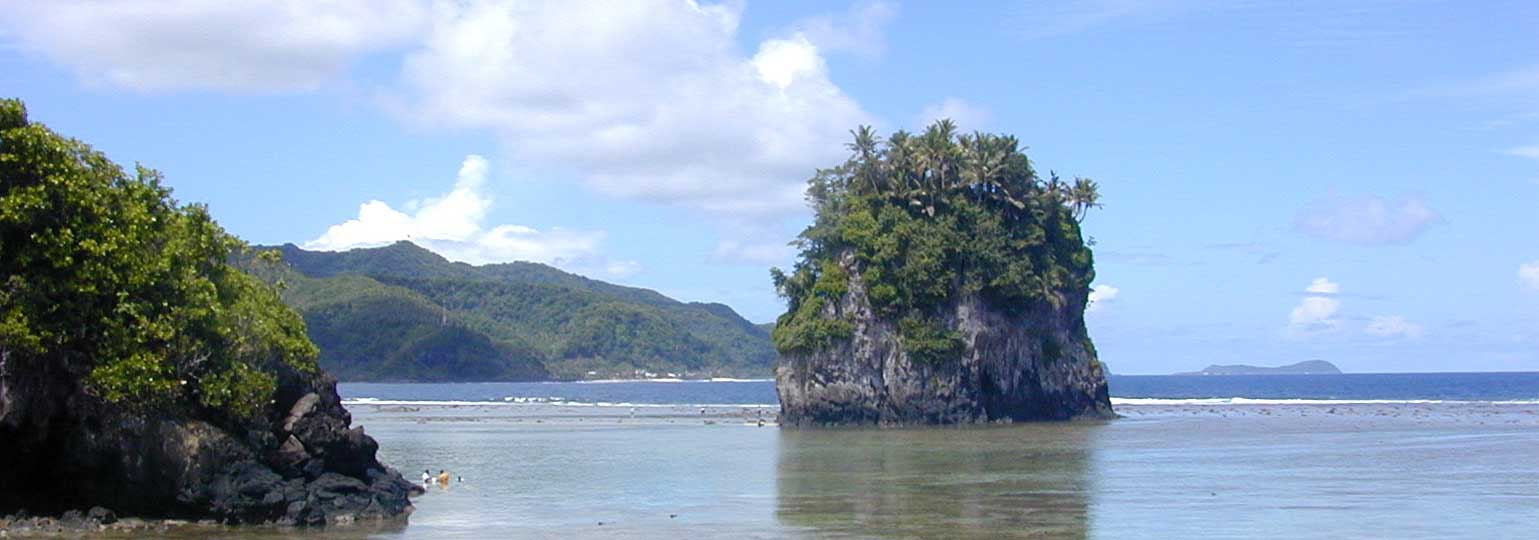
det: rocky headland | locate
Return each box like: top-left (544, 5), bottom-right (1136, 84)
top-left (0, 360), bottom-right (419, 526)
top-left (771, 123), bottom-right (1114, 426)
top-left (0, 98), bottom-right (418, 526)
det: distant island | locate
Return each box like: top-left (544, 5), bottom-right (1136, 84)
top-left (1175, 360), bottom-right (1342, 376)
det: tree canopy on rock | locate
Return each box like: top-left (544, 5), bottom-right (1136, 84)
top-left (772, 121), bottom-right (1101, 363)
top-left (0, 98), bottom-right (317, 421)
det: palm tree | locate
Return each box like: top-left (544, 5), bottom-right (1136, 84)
top-left (847, 125), bottom-right (881, 194)
top-left (1069, 177), bottom-right (1102, 222)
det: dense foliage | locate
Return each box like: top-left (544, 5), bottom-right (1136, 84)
top-left (257, 242), bottom-right (775, 380)
top-left (0, 98), bottom-right (316, 421)
top-left (773, 122), bottom-right (1100, 363)
top-left (259, 271), bottom-right (549, 382)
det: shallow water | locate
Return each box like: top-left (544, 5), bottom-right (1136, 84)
top-left (62, 383), bottom-right (1539, 539)
top-left (95, 400), bottom-right (1535, 539)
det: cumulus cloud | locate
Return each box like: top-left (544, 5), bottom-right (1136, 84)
top-left (915, 98), bottom-right (991, 130)
top-left (305, 155), bottom-right (636, 276)
top-left (1304, 277), bottom-right (1340, 295)
top-left (1294, 194), bottom-right (1440, 245)
top-left (1521, 260), bottom-right (1539, 290)
top-left (1288, 277), bottom-right (1341, 336)
top-left (391, 0), bottom-right (872, 217)
top-left (1087, 284), bottom-right (1120, 312)
top-left (0, 0), bottom-right (426, 91)
top-left (1366, 315), bottom-right (1424, 339)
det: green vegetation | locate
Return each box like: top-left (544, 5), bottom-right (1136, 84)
top-left (772, 121), bottom-right (1100, 363)
top-left (250, 242), bottom-right (775, 380)
top-left (0, 98), bottom-right (315, 422)
top-left (246, 268), bottom-right (550, 382)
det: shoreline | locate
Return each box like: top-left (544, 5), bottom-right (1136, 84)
top-left (337, 400), bottom-right (1539, 430)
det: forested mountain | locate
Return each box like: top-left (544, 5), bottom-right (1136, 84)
top-left (248, 242), bottom-right (775, 381)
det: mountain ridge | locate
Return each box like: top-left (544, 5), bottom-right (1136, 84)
top-left (253, 242), bottom-right (774, 381)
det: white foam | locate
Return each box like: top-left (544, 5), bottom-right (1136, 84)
top-left (1111, 397), bottom-right (1539, 406)
top-left (573, 378), bottom-right (772, 384)
top-left (343, 398), bottom-right (520, 406)
top-left (343, 398), bottom-right (778, 409)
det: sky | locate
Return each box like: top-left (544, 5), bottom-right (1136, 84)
top-left (2, 0), bottom-right (1537, 374)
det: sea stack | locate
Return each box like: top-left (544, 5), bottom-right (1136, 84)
top-left (771, 122), bottom-right (1114, 426)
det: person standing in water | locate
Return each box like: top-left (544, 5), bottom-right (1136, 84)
top-left (438, 469), bottom-right (451, 487)
top-left (422, 470), bottom-right (432, 484)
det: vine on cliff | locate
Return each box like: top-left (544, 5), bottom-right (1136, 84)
top-left (0, 98), bottom-right (317, 422)
top-left (772, 121), bottom-right (1100, 363)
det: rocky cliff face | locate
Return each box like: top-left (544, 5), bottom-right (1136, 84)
top-left (776, 253), bottom-right (1113, 426)
top-left (0, 350), bottom-right (419, 525)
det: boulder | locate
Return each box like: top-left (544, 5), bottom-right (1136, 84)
top-left (0, 355), bottom-right (418, 524)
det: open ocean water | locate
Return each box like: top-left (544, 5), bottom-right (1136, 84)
top-left (133, 374), bottom-right (1539, 539)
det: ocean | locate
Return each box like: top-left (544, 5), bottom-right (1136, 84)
top-left (338, 372), bottom-right (1539, 406)
top-left (126, 374), bottom-right (1539, 539)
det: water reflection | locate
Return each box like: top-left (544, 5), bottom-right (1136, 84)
top-left (776, 423), bottom-right (1098, 539)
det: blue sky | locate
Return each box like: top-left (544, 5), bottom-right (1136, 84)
top-left (3, 0), bottom-right (1537, 373)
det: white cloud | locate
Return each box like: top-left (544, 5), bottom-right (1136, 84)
top-left (1087, 284), bottom-right (1120, 312)
top-left (1505, 145), bottom-right (1539, 160)
top-left (915, 97), bottom-right (992, 131)
top-left (391, 0), bottom-right (873, 217)
top-left (712, 239), bottom-right (795, 266)
top-left (1294, 193), bottom-right (1440, 245)
top-left (1366, 315), bottom-right (1424, 339)
top-left (0, 0), bottom-right (426, 92)
top-left (788, 1), bottom-right (897, 59)
top-left (1520, 260), bottom-right (1539, 290)
top-left (305, 155), bottom-right (636, 277)
top-left (1010, 0), bottom-right (1164, 39)
top-left (1304, 277), bottom-right (1340, 295)
top-left (1288, 277), bottom-right (1341, 337)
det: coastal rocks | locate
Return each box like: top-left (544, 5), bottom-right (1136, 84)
top-left (776, 252), bottom-right (1114, 426)
top-left (0, 354), bottom-right (421, 525)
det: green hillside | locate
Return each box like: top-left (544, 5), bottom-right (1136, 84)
top-left (251, 242), bottom-right (775, 380)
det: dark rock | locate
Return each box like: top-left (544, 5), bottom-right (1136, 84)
top-left (87, 506), bottom-right (116, 524)
top-left (310, 473), bottom-right (369, 499)
top-left (776, 251), bottom-right (1114, 426)
top-left (0, 351), bottom-right (413, 525)
top-left (272, 434), bottom-right (310, 476)
top-left (284, 393), bottom-right (321, 433)
top-left (58, 509), bottom-right (85, 527)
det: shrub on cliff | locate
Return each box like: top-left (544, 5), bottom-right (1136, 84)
top-left (772, 121), bottom-right (1100, 362)
top-left (0, 98), bottom-right (316, 422)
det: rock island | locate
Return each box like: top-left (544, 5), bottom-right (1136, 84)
top-left (772, 123), bottom-right (1114, 426)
